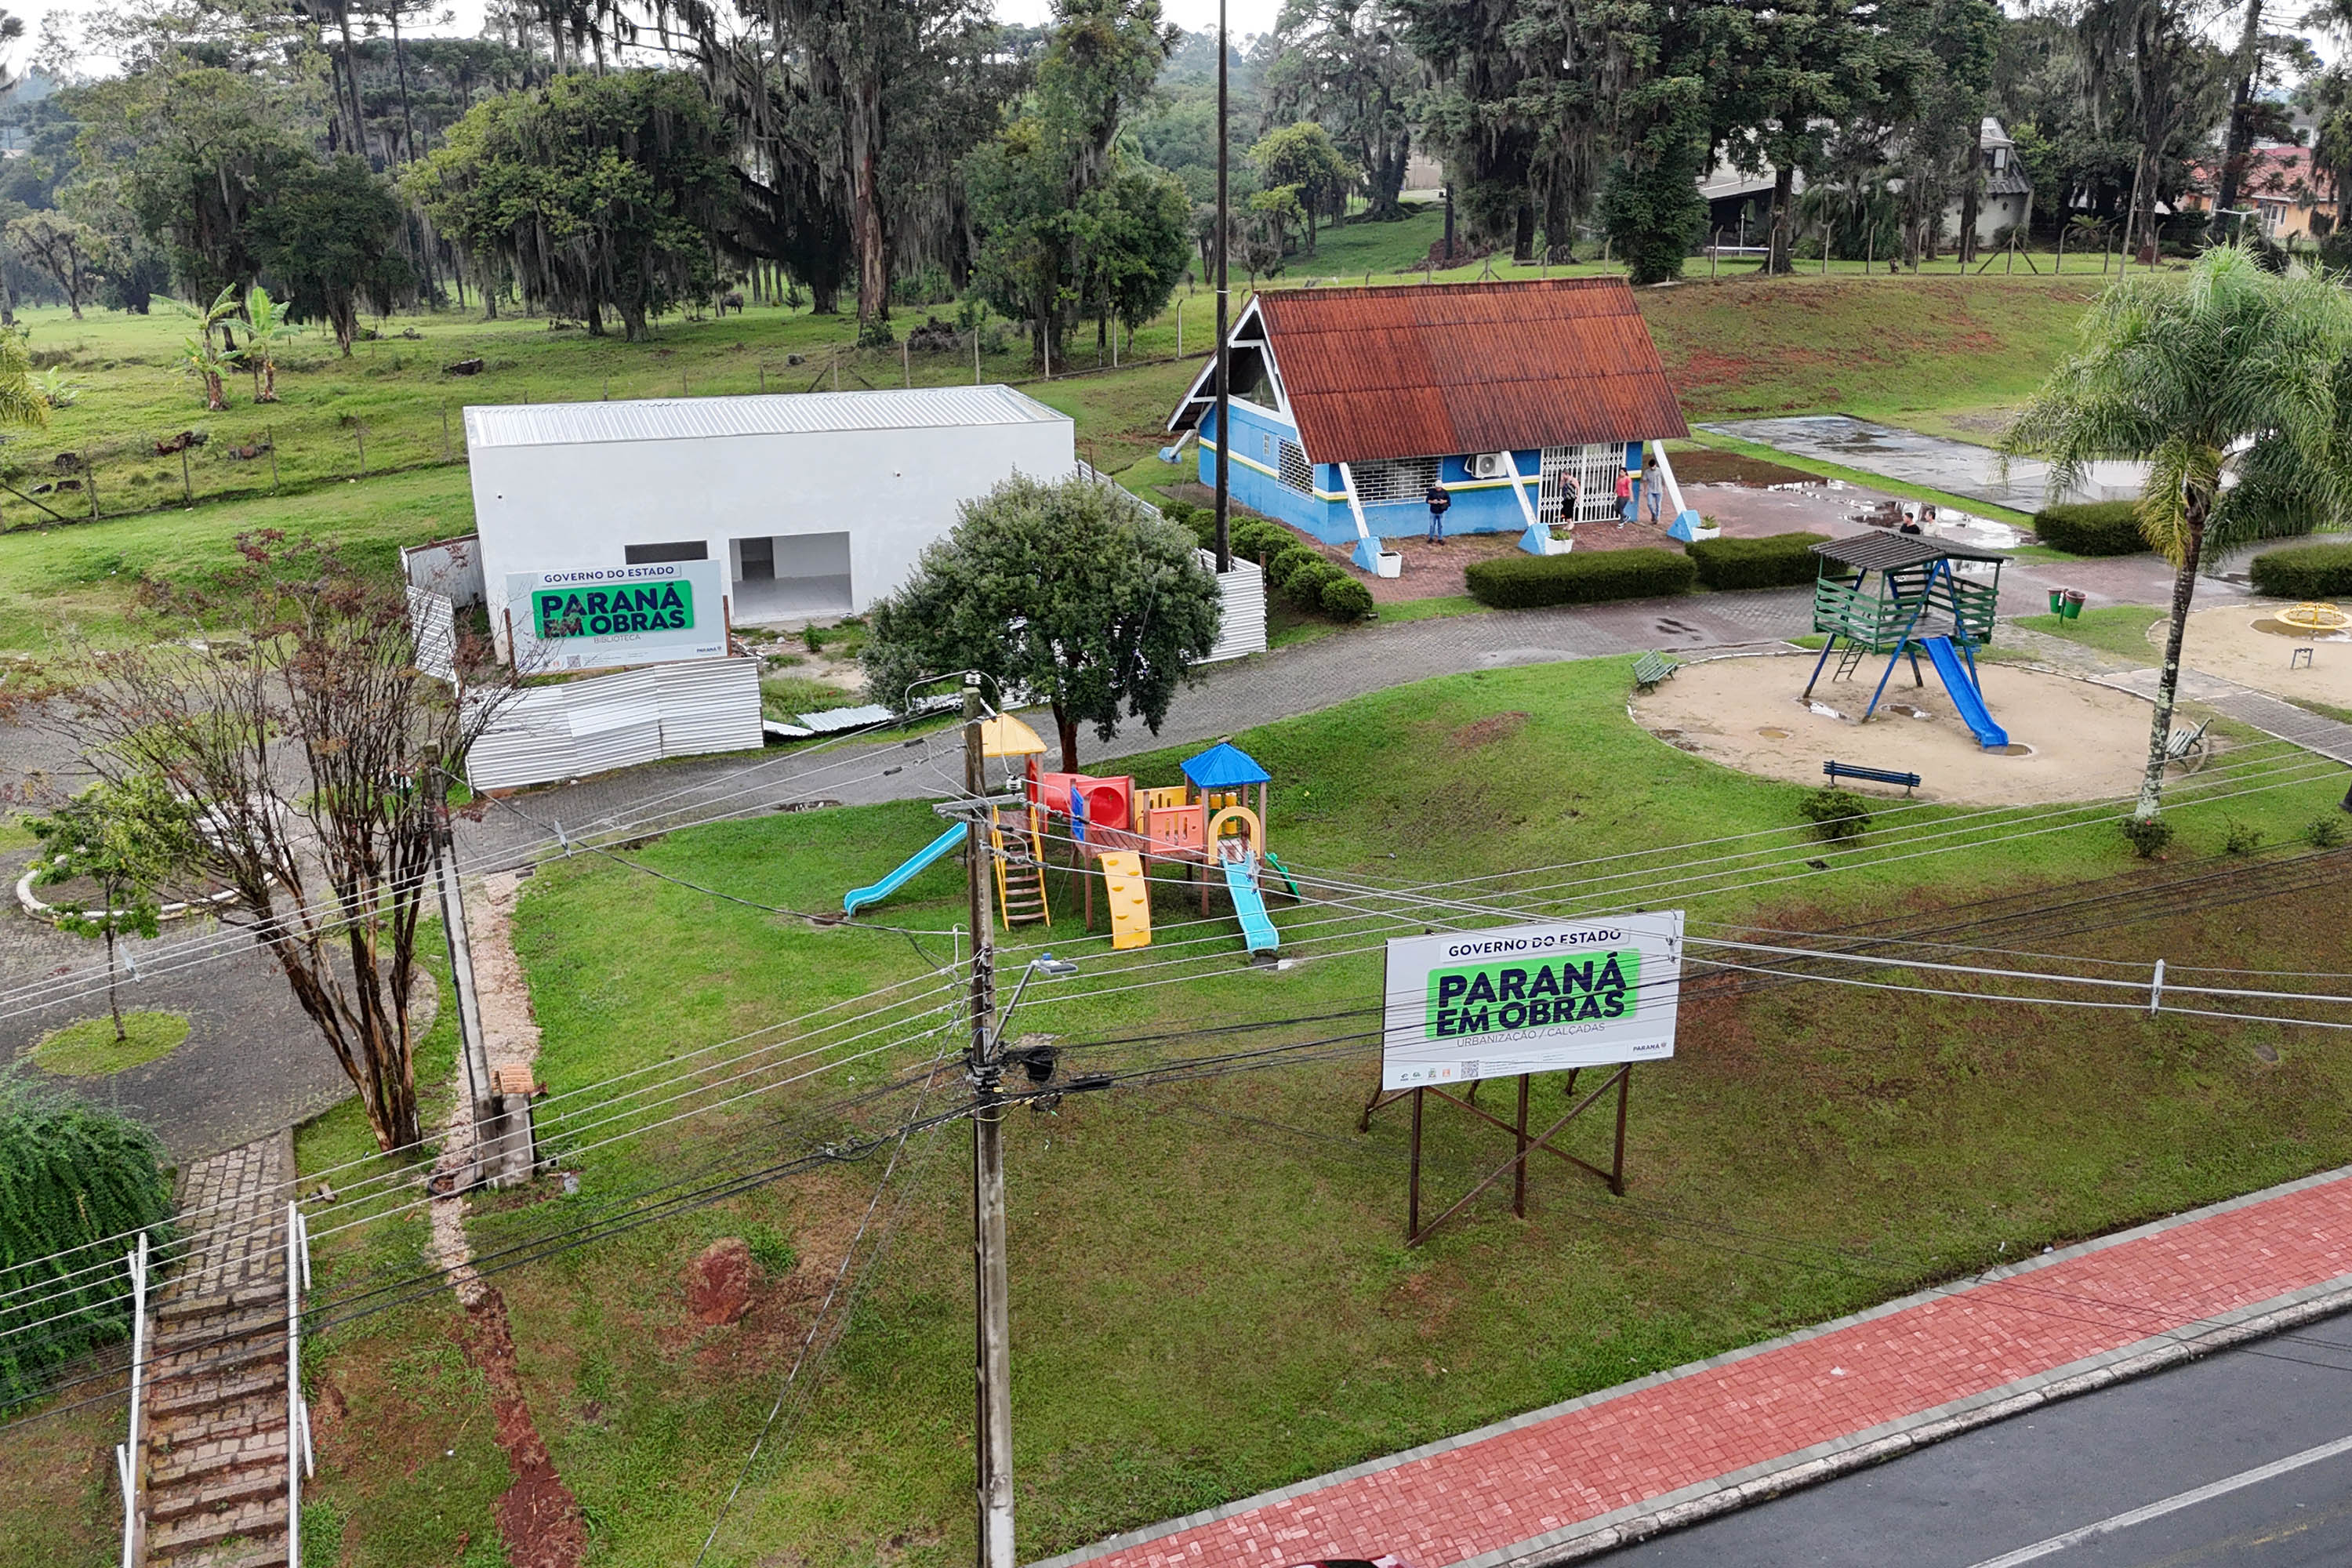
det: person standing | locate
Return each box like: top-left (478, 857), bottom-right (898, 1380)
top-left (1643, 450), bottom-right (1663, 522)
top-left (1425, 478), bottom-right (1452, 544)
top-left (1614, 466), bottom-right (1634, 525)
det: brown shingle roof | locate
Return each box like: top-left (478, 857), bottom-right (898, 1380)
top-left (1253, 278), bottom-right (1690, 465)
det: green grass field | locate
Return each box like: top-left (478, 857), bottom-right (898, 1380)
top-left (2013, 606), bottom-right (2166, 662)
top-left (270, 656), bottom-right (2352, 1568)
top-left (0, 262), bottom-right (2112, 653)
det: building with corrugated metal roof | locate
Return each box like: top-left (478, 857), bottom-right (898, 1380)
top-left (465, 384), bottom-right (1076, 662)
top-left (1165, 278), bottom-right (1697, 571)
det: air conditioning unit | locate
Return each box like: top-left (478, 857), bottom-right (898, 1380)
top-left (1468, 452), bottom-right (1507, 480)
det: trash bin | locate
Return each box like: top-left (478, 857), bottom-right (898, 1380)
top-left (2061, 590), bottom-right (2086, 621)
top-left (2047, 589), bottom-right (2066, 615)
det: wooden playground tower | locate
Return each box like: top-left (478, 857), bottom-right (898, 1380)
top-left (1802, 532), bottom-right (2009, 720)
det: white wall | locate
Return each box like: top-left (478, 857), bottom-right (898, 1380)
top-left (470, 414), bottom-right (1076, 659)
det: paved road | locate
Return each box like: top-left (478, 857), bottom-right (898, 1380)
top-left (1601, 1311), bottom-right (2352, 1568)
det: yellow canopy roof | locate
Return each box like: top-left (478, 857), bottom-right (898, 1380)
top-left (981, 713), bottom-right (1047, 757)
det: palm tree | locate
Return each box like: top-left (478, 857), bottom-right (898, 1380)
top-left (0, 328), bottom-right (50, 432)
top-left (2006, 243), bottom-right (2352, 822)
top-left (241, 285), bottom-right (294, 402)
top-left (174, 286), bottom-right (244, 412)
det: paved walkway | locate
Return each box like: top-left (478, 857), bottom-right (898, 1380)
top-left (1033, 1165), bottom-right (2352, 1568)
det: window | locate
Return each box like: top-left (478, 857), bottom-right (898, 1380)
top-left (626, 541), bottom-right (708, 564)
top-left (1348, 456), bottom-right (1441, 506)
top-left (1278, 440), bottom-right (1315, 495)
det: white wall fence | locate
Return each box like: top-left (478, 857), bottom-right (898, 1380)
top-left (400, 534), bottom-right (486, 609)
top-left (464, 655), bottom-right (765, 793)
top-left (408, 585), bottom-right (458, 683)
top-left (1200, 550), bottom-right (1266, 664)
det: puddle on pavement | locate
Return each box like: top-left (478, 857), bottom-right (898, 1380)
top-left (1755, 726), bottom-right (1791, 739)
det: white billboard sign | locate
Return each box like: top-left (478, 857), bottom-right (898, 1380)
top-left (504, 561), bottom-right (728, 672)
top-left (1381, 914), bottom-right (1684, 1090)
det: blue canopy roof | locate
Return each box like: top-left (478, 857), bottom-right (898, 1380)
top-left (1181, 741), bottom-right (1271, 788)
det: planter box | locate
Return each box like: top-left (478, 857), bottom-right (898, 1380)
top-left (1540, 535), bottom-right (1577, 555)
top-left (1376, 551), bottom-right (1404, 579)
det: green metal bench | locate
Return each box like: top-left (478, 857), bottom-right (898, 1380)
top-left (1632, 652), bottom-right (1679, 691)
top-left (1824, 760), bottom-right (1922, 794)
top-left (2164, 717), bottom-right (2211, 768)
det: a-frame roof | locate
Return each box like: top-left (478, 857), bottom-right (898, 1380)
top-left (1167, 278), bottom-right (1689, 465)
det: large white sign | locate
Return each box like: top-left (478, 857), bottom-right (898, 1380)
top-left (504, 561), bottom-right (728, 671)
top-left (1381, 914), bottom-right (1683, 1090)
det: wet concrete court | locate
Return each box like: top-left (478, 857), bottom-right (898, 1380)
top-left (1699, 413), bottom-right (2148, 510)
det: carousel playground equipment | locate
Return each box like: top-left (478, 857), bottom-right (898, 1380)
top-left (2270, 602), bottom-right (2350, 636)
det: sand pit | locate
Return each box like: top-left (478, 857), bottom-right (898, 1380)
top-left (1632, 653), bottom-right (2173, 804)
top-left (2174, 604), bottom-right (2352, 710)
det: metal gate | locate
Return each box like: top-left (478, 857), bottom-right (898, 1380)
top-left (1538, 445), bottom-right (1623, 525)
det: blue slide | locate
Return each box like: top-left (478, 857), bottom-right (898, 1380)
top-left (1922, 636), bottom-right (2009, 750)
top-left (1221, 854), bottom-right (1281, 956)
top-left (844, 826), bottom-right (964, 916)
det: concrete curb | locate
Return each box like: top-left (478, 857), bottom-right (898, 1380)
top-left (1028, 1163), bottom-right (2352, 1568)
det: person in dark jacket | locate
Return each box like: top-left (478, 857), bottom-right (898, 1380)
top-left (1425, 480), bottom-right (1452, 543)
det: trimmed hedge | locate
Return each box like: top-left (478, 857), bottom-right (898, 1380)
top-left (1231, 518), bottom-right (1294, 564)
top-left (1687, 532), bottom-right (1829, 590)
top-left (1465, 547), bottom-right (1697, 609)
top-left (2032, 501), bottom-right (2148, 556)
top-left (2249, 540), bottom-right (2352, 599)
top-left (1321, 575), bottom-right (1376, 620)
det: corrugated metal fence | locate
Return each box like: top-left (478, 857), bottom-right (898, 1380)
top-left (1200, 551), bottom-right (1266, 664)
top-left (464, 657), bottom-right (765, 793)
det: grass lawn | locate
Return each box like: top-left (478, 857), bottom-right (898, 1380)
top-left (33, 1011), bottom-right (191, 1076)
top-left (2013, 606), bottom-right (2165, 662)
top-left (0, 267), bottom-right (2110, 652)
top-left (278, 656), bottom-right (2352, 1568)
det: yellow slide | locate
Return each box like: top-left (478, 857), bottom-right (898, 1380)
top-left (1099, 851), bottom-right (1152, 949)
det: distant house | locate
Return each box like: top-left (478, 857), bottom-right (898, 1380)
top-left (2180, 144), bottom-right (2337, 241)
top-left (1164, 278), bottom-right (1695, 569)
top-left (1697, 117), bottom-right (2032, 252)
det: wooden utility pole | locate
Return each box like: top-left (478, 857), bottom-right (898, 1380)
top-left (1212, 0), bottom-right (1232, 573)
top-left (963, 675), bottom-right (1014, 1568)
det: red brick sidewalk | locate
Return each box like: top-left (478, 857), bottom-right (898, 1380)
top-left (1035, 1167), bottom-right (2352, 1568)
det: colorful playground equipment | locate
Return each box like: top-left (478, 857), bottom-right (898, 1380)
top-left (1803, 532), bottom-right (2013, 749)
top-left (841, 724), bottom-right (1292, 957)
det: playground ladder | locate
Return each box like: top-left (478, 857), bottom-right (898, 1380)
top-left (990, 805), bottom-right (1051, 929)
top-left (1831, 640), bottom-right (1871, 682)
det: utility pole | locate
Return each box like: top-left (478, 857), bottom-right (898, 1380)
top-left (963, 675), bottom-right (1014, 1568)
top-left (1212, 0), bottom-right (1231, 574)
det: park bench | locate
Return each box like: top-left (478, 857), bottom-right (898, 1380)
top-left (1632, 652), bottom-right (1680, 691)
top-left (2164, 717), bottom-right (2211, 769)
top-left (1824, 760), bottom-right (1923, 795)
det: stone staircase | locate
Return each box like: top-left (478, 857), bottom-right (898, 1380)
top-left (138, 1134), bottom-right (296, 1568)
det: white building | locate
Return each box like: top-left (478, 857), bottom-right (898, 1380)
top-left (465, 385), bottom-right (1077, 662)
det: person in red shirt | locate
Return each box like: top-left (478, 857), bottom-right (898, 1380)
top-left (1614, 467), bottom-right (1634, 525)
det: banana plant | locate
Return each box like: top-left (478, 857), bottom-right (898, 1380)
top-left (173, 285), bottom-right (244, 412)
top-left (242, 285), bottom-right (294, 402)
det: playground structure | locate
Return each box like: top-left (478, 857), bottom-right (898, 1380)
top-left (1803, 532), bottom-right (2014, 750)
top-left (844, 720), bottom-right (1294, 957)
top-left (2270, 602), bottom-right (2350, 636)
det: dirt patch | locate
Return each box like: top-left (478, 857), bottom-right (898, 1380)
top-left (1669, 449), bottom-right (1825, 488)
top-left (457, 1287), bottom-right (587, 1568)
top-left (1450, 712), bottom-right (1530, 749)
top-left (1632, 653), bottom-right (2169, 804)
top-left (2180, 604), bottom-right (2352, 710)
top-left (686, 1236), bottom-right (756, 1326)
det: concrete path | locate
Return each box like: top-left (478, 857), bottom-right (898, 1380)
top-left (1699, 416), bottom-right (2147, 511)
top-left (1030, 1165), bottom-right (2352, 1568)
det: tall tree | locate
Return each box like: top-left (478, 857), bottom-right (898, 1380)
top-left (2006, 245), bottom-right (2352, 824)
top-left (255, 153), bottom-right (411, 354)
top-left (1263, 0), bottom-right (1416, 220)
top-left (1393, 0), bottom-right (1544, 258)
top-left (862, 474), bottom-right (1221, 772)
top-left (1599, 0), bottom-right (1719, 284)
top-left (1247, 121), bottom-right (1354, 252)
top-left (27, 779), bottom-right (201, 1044)
top-left (406, 71), bottom-right (731, 340)
top-left (5, 211), bottom-right (100, 318)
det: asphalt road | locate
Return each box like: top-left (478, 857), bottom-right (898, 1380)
top-left (1601, 1312), bottom-right (2352, 1568)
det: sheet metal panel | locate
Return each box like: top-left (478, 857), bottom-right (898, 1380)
top-left (464, 385), bottom-right (1065, 450)
top-left (1200, 552), bottom-right (1266, 663)
top-left (1250, 278), bottom-right (1690, 465)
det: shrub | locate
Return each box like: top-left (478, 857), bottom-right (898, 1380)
top-left (1465, 547), bottom-right (1697, 609)
top-left (1687, 532), bottom-right (1830, 590)
top-left (2032, 501), bottom-right (2148, 557)
top-left (746, 1225), bottom-right (798, 1277)
top-left (2249, 540), bottom-right (2352, 600)
top-left (1229, 518), bottom-right (1292, 564)
top-left (2307, 814), bottom-right (2348, 850)
top-left (2223, 819), bottom-right (2265, 855)
top-left (2119, 815), bottom-right (2175, 858)
top-left (1800, 786), bottom-right (1873, 841)
top-left (1267, 545), bottom-right (1323, 595)
top-left (0, 1075), bottom-right (174, 1408)
top-left (1288, 561), bottom-right (1347, 607)
top-left (1320, 575), bottom-right (1376, 620)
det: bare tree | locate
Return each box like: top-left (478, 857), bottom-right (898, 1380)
top-left (7, 212), bottom-right (100, 319)
top-left (32, 538), bottom-right (515, 1152)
